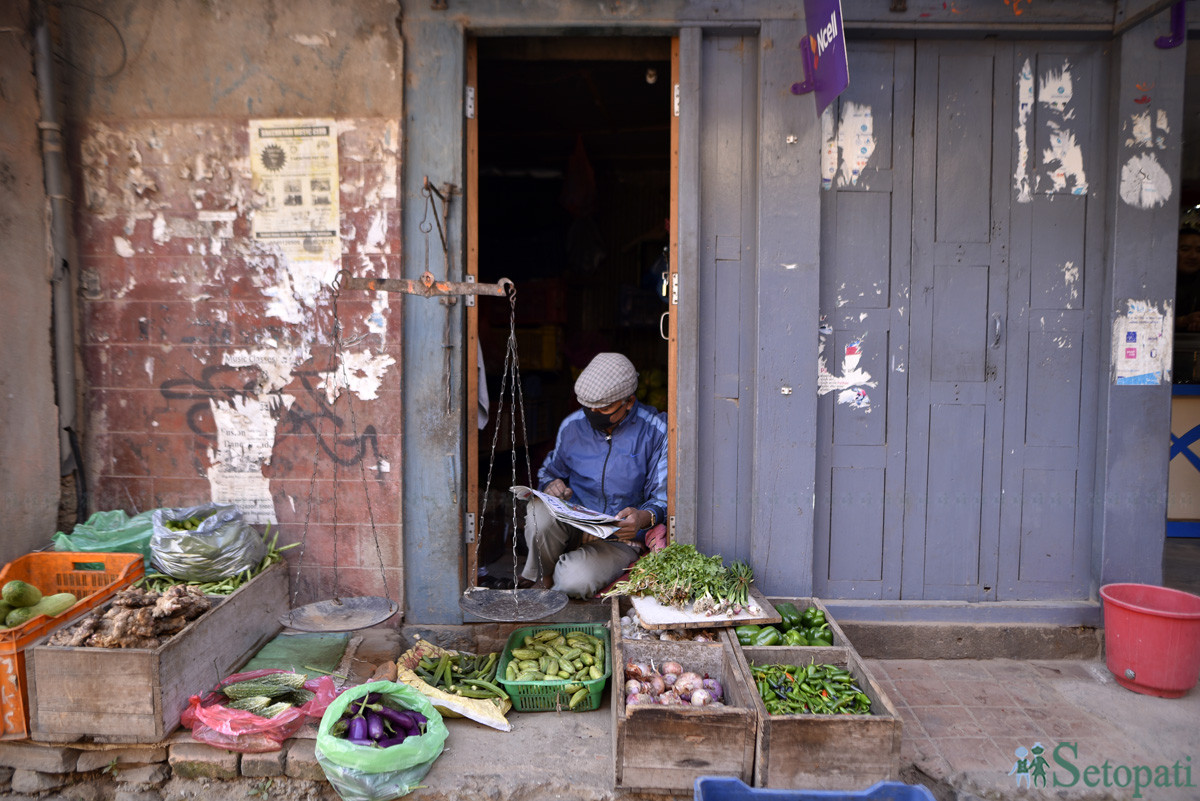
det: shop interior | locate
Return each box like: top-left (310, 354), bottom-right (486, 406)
top-left (472, 38), bottom-right (672, 586)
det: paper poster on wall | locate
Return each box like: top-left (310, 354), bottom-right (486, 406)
top-left (1111, 300), bottom-right (1172, 385)
top-left (250, 119), bottom-right (340, 263)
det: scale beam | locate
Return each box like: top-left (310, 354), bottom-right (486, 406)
top-left (338, 270), bottom-right (513, 300)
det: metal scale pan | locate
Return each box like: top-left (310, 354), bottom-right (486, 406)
top-left (459, 586), bottom-right (567, 623)
top-left (279, 595), bottom-right (399, 632)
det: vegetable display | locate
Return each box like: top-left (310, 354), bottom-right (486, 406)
top-left (137, 524), bottom-right (296, 596)
top-left (623, 658), bottom-right (725, 707)
top-left (604, 542), bottom-right (762, 616)
top-left (750, 662), bottom-right (872, 716)
top-left (329, 691), bottom-right (428, 748)
top-left (218, 672), bottom-right (316, 718)
top-left (412, 651), bottom-right (509, 705)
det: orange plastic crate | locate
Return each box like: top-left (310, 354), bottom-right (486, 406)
top-left (0, 551), bottom-right (143, 739)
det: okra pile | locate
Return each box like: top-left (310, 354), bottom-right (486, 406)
top-left (504, 628), bottom-right (607, 710)
top-left (750, 662), bottom-right (873, 716)
top-left (412, 651), bottom-right (509, 704)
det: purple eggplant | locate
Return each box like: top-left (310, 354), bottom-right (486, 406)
top-left (346, 737), bottom-right (375, 747)
top-left (375, 733), bottom-right (410, 748)
top-left (366, 711), bottom-right (385, 741)
top-left (346, 715), bottom-right (368, 741)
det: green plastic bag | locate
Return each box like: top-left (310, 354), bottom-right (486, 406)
top-left (315, 681), bottom-right (447, 801)
top-left (52, 509), bottom-right (156, 566)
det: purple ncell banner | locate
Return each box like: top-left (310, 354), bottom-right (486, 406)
top-left (802, 0), bottom-right (848, 114)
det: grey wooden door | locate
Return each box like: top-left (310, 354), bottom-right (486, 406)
top-left (816, 40), bottom-right (1103, 601)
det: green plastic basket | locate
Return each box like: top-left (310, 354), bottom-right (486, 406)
top-left (496, 623), bottom-right (610, 712)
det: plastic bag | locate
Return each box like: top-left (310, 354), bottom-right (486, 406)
top-left (395, 640), bottom-right (512, 731)
top-left (53, 509), bottom-right (156, 566)
top-left (150, 504), bottom-right (266, 582)
top-left (181, 668), bottom-right (340, 753)
top-left (315, 681), bottom-right (447, 801)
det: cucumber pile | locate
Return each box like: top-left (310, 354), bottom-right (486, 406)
top-left (0, 580), bottom-right (77, 629)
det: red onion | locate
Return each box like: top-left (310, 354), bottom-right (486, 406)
top-left (657, 690), bottom-right (683, 705)
top-left (660, 660), bottom-right (684, 677)
top-left (690, 688), bottom-right (714, 706)
top-left (673, 671), bottom-right (702, 696)
top-left (627, 691), bottom-right (652, 706)
top-left (625, 660), bottom-right (651, 681)
top-left (662, 672), bottom-right (678, 688)
top-left (646, 674), bottom-right (666, 696)
top-left (701, 677), bottom-right (724, 701)
top-left (625, 679), bottom-right (643, 696)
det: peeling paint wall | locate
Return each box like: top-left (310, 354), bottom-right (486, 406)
top-left (63, 0), bottom-right (405, 607)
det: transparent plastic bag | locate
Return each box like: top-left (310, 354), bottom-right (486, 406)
top-left (150, 504), bottom-right (266, 582)
top-left (181, 668), bottom-right (340, 753)
top-left (315, 681), bottom-right (447, 801)
top-left (53, 509), bottom-right (156, 566)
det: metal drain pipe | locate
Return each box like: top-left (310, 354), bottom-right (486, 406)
top-left (34, 5), bottom-right (85, 515)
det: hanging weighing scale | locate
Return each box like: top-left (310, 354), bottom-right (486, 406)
top-left (457, 277), bottom-right (569, 622)
top-left (280, 176), bottom-right (564, 628)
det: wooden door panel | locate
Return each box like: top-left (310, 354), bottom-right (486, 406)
top-left (814, 41), bottom-right (913, 599)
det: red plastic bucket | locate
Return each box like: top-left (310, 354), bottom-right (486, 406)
top-left (1099, 583), bottom-right (1200, 698)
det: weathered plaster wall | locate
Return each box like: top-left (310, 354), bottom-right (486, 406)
top-left (0, 2), bottom-right (61, 563)
top-left (61, 0), bottom-right (406, 605)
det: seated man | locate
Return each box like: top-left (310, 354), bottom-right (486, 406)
top-left (519, 352), bottom-right (667, 598)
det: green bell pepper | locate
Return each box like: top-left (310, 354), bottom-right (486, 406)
top-left (804, 627), bottom-right (833, 646)
top-left (800, 606), bottom-right (826, 628)
top-left (774, 602), bottom-right (802, 633)
top-left (782, 628), bottom-right (808, 647)
top-left (735, 625), bottom-right (762, 646)
top-left (751, 625), bottom-right (783, 647)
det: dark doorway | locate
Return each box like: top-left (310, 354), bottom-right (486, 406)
top-left (473, 37), bottom-right (672, 586)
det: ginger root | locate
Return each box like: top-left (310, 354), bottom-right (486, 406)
top-left (47, 585), bottom-right (212, 649)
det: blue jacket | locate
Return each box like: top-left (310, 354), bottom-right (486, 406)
top-left (537, 400), bottom-right (668, 534)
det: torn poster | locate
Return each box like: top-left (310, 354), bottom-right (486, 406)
top-left (817, 334), bottom-right (877, 411)
top-left (1111, 299), bottom-right (1173, 385)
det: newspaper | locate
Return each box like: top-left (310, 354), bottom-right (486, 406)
top-left (511, 485), bottom-right (621, 539)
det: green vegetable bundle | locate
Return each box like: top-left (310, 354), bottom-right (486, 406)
top-left (603, 542), bottom-right (759, 615)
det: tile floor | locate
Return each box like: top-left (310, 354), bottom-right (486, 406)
top-left (866, 657), bottom-right (1200, 800)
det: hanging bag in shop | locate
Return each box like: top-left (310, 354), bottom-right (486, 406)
top-left (150, 503), bottom-right (267, 582)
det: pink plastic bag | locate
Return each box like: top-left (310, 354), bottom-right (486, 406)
top-left (182, 668), bottom-right (340, 753)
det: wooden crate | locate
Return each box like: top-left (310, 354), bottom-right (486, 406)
top-left (26, 561), bottom-right (288, 743)
top-left (611, 599), bottom-right (757, 793)
top-left (737, 645), bottom-right (902, 790)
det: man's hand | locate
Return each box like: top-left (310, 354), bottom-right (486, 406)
top-left (543, 479), bottom-right (573, 500)
top-left (613, 507), bottom-right (653, 542)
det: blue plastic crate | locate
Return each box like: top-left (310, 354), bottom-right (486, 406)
top-left (693, 777), bottom-right (936, 801)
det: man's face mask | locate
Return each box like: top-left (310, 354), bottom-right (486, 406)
top-left (583, 397), bottom-right (631, 431)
